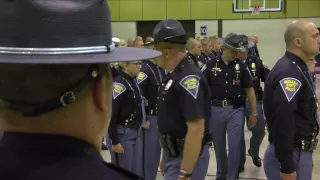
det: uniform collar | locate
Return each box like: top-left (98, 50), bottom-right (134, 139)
top-left (187, 52), bottom-right (197, 60)
top-left (285, 51), bottom-right (308, 70)
top-left (0, 132), bottom-right (103, 160)
top-left (120, 71), bottom-right (136, 81)
top-left (172, 56), bottom-right (189, 74)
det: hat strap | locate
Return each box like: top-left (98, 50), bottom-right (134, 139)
top-left (0, 65), bottom-right (101, 116)
top-left (0, 43), bottom-right (116, 55)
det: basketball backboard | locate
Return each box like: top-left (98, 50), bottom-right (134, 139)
top-left (232, 0), bottom-right (284, 13)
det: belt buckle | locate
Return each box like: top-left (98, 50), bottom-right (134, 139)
top-left (222, 100), bottom-right (228, 107)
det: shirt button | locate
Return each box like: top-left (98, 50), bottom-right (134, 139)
top-left (226, 73), bottom-right (228, 76)
top-left (226, 81), bottom-right (228, 84)
top-left (226, 90), bottom-right (228, 92)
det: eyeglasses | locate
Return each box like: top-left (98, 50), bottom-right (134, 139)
top-left (129, 62), bottom-right (141, 66)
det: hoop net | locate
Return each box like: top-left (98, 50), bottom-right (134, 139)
top-left (250, 5), bottom-right (261, 15)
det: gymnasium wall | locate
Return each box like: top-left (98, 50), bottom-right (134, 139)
top-left (109, 0), bottom-right (320, 68)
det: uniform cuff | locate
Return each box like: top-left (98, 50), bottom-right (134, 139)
top-left (280, 157), bottom-right (296, 174)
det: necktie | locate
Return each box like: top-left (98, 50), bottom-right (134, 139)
top-left (134, 79), bottom-right (146, 124)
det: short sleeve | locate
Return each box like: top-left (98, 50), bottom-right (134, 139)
top-left (179, 74), bottom-right (206, 122)
top-left (242, 66), bottom-right (254, 88)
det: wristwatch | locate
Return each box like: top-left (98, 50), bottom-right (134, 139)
top-left (179, 170), bottom-right (192, 178)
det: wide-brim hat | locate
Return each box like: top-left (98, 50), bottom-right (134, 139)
top-left (223, 33), bottom-right (250, 52)
top-left (150, 19), bottom-right (195, 45)
top-left (0, 0), bottom-right (161, 64)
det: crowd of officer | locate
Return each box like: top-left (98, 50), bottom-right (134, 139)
top-left (104, 19), bottom-right (320, 180)
top-left (0, 1), bottom-right (318, 180)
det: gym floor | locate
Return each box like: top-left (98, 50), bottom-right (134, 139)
top-left (101, 127), bottom-right (320, 180)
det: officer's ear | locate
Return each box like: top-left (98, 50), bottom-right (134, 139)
top-left (93, 66), bottom-right (112, 114)
top-left (294, 37), bottom-right (303, 48)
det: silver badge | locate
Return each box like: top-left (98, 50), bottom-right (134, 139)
top-left (165, 79), bottom-right (173, 90)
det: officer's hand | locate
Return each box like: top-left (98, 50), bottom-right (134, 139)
top-left (143, 120), bottom-right (150, 129)
top-left (159, 159), bottom-right (164, 176)
top-left (112, 143), bottom-right (124, 154)
top-left (280, 171), bottom-right (297, 180)
top-left (248, 115), bottom-right (257, 128)
top-left (178, 177), bottom-right (190, 180)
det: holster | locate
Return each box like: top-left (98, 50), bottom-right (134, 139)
top-left (159, 135), bottom-right (184, 158)
top-left (233, 95), bottom-right (246, 109)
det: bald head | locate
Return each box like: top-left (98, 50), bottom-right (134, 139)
top-left (284, 21), bottom-right (315, 49)
top-left (284, 20), bottom-right (320, 60)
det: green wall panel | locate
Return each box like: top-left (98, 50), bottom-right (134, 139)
top-left (269, 0), bottom-right (299, 18)
top-left (242, 0), bottom-right (270, 19)
top-left (191, 0), bottom-right (217, 19)
top-left (143, 0), bottom-right (167, 20)
top-left (217, 0), bottom-right (243, 19)
top-left (167, 0), bottom-right (191, 19)
top-left (119, 0), bottom-right (143, 21)
top-left (108, 0), bottom-right (120, 21)
top-left (298, 0), bottom-right (320, 17)
top-left (108, 0), bottom-right (320, 21)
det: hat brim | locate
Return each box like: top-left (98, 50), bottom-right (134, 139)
top-left (149, 33), bottom-right (196, 45)
top-left (0, 47), bottom-right (162, 64)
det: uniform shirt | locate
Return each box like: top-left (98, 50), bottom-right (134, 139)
top-left (0, 133), bottom-right (141, 180)
top-left (202, 56), bottom-right (253, 100)
top-left (211, 50), bottom-right (220, 57)
top-left (263, 51), bottom-right (319, 174)
top-left (137, 60), bottom-right (165, 114)
top-left (244, 55), bottom-right (270, 100)
top-left (109, 71), bottom-right (143, 145)
top-left (187, 52), bottom-right (205, 69)
top-left (248, 44), bottom-right (260, 58)
top-left (200, 52), bottom-right (215, 62)
top-left (157, 57), bottom-right (211, 137)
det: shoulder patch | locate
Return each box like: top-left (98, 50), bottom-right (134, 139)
top-left (113, 83), bottom-right (127, 99)
top-left (179, 75), bottom-right (201, 99)
top-left (136, 72), bottom-right (148, 84)
top-left (279, 77), bottom-right (301, 102)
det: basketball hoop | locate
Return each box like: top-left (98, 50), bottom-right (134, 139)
top-left (250, 5), bottom-right (261, 15)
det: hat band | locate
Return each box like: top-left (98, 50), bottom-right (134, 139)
top-left (0, 43), bottom-right (116, 55)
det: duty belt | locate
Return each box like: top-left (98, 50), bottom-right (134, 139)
top-left (294, 138), bottom-right (318, 152)
top-left (159, 132), bottom-right (212, 158)
top-left (211, 99), bottom-right (233, 107)
top-left (146, 108), bottom-right (157, 116)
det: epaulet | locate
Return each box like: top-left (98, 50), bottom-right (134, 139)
top-left (103, 162), bottom-right (144, 180)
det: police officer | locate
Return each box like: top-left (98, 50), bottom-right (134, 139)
top-left (238, 40), bottom-right (270, 169)
top-left (202, 33), bottom-right (257, 180)
top-left (201, 37), bottom-right (216, 60)
top-left (186, 38), bottom-right (206, 69)
top-left (210, 36), bottom-right (223, 57)
top-left (0, 1), bottom-right (161, 179)
top-left (108, 61), bottom-right (147, 178)
top-left (154, 19), bottom-right (211, 180)
top-left (137, 39), bottom-right (165, 180)
top-left (263, 20), bottom-right (320, 180)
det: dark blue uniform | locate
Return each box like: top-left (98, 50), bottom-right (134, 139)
top-left (211, 50), bottom-right (221, 58)
top-left (187, 52), bottom-right (206, 69)
top-left (0, 133), bottom-right (142, 180)
top-left (263, 51), bottom-right (319, 180)
top-left (201, 52), bottom-right (215, 61)
top-left (107, 71), bottom-right (145, 178)
top-left (158, 57), bottom-right (211, 180)
top-left (202, 57), bottom-right (253, 180)
top-left (137, 60), bottom-right (165, 180)
top-left (240, 55), bottom-right (270, 167)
